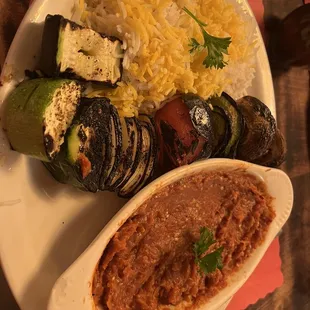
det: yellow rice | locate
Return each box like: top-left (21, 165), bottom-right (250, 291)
top-left (78, 0), bottom-right (257, 117)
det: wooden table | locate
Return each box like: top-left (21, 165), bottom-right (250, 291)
top-left (1, 0), bottom-right (309, 309)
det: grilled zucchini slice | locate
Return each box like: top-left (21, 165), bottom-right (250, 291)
top-left (4, 78), bottom-right (81, 161)
top-left (40, 14), bottom-right (124, 86)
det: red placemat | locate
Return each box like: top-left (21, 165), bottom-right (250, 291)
top-left (227, 238), bottom-right (283, 309)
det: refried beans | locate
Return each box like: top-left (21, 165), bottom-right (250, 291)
top-left (92, 169), bottom-right (275, 310)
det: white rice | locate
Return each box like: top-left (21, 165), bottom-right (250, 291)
top-left (74, 0), bottom-right (258, 117)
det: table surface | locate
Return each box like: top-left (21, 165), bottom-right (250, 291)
top-left (1, 0), bottom-right (309, 309)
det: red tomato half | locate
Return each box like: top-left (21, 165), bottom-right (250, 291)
top-left (155, 97), bottom-right (206, 167)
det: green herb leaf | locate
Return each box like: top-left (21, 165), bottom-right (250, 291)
top-left (183, 7), bottom-right (232, 70)
top-left (198, 247), bottom-right (224, 274)
top-left (183, 7), bottom-right (207, 27)
top-left (193, 227), bottom-right (224, 274)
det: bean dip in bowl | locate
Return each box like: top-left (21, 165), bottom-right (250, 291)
top-left (48, 159), bottom-right (293, 310)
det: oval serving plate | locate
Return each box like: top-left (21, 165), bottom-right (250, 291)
top-left (0, 1), bottom-right (276, 310)
top-left (48, 159), bottom-right (293, 310)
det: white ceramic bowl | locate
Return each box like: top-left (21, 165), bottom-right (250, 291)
top-left (48, 158), bottom-right (293, 310)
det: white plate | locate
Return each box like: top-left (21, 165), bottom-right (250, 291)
top-left (48, 159), bottom-right (293, 310)
top-left (0, 1), bottom-right (275, 310)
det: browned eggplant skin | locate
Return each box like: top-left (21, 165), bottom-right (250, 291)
top-left (218, 92), bottom-right (245, 158)
top-left (253, 129), bottom-right (287, 167)
top-left (155, 93), bottom-right (285, 170)
top-left (182, 94), bottom-right (215, 159)
top-left (236, 96), bottom-right (276, 162)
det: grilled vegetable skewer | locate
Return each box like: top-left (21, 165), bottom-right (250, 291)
top-left (154, 93), bottom-right (285, 169)
top-left (4, 78), bottom-right (285, 197)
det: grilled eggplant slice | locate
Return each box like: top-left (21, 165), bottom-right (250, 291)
top-left (236, 96), bottom-right (277, 162)
top-left (113, 118), bottom-right (142, 191)
top-left (130, 115), bottom-right (158, 195)
top-left (98, 116), bottom-right (112, 190)
top-left (207, 93), bottom-right (243, 158)
top-left (182, 94), bottom-right (215, 159)
top-left (100, 105), bottom-right (123, 190)
top-left (40, 14), bottom-right (123, 86)
top-left (211, 106), bottom-right (230, 156)
top-left (118, 122), bottom-right (151, 197)
top-left (65, 98), bottom-right (111, 192)
top-left (253, 129), bottom-right (286, 167)
top-left (4, 78), bottom-right (81, 161)
top-left (107, 116), bottom-right (132, 190)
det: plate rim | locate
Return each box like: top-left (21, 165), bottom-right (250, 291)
top-left (0, 0), bottom-right (277, 309)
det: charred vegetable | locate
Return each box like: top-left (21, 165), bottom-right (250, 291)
top-left (104, 118), bottom-right (142, 192)
top-left (45, 97), bottom-right (111, 192)
top-left (99, 105), bottom-right (122, 190)
top-left (236, 96), bottom-right (276, 162)
top-left (253, 129), bottom-right (286, 167)
top-left (104, 105), bottom-right (123, 189)
top-left (131, 115), bottom-right (158, 195)
top-left (40, 14), bottom-right (123, 86)
top-left (107, 117), bottom-right (136, 190)
top-left (182, 94), bottom-right (215, 158)
top-left (4, 78), bottom-right (81, 161)
top-left (118, 121), bottom-right (151, 197)
top-left (210, 106), bottom-right (230, 156)
top-left (118, 115), bottom-right (158, 197)
top-left (155, 95), bottom-right (213, 168)
top-left (207, 93), bottom-right (243, 158)
top-left (67, 97), bottom-right (111, 192)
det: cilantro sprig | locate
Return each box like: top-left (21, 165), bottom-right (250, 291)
top-left (183, 7), bottom-right (232, 70)
top-left (193, 227), bottom-right (224, 274)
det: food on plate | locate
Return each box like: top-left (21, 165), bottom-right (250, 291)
top-left (45, 97), bottom-right (111, 192)
top-left (98, 112), bottom-right (157, 197)
top-left (2, 0), bottom-right (286, 196)
top-left (98, 102), bottom-right (121, 190)
top-left (92, 169), bottom-right (275, 310)
top-left (4, 78), bottom-right (81, 161)
top-left (40, 14), bottom-right (124, 86)
top-left (254, 129), bottom-right (287, 168)
top-left (41, 97), bottom-right (158, 196)
top-left (154, 93), bottom-right (283, 170)
top-left (105, 117), bottom-right (142, 192)
top-left (207, 93), bottom-right (244, 158)
top-left (4, 80), bottom-right (285, 195)
top-left (117, 115), bottom-right (158, 197)
top-left (78, 0), bottom-right (257, 116)
top-left (133, 115), bottom-right (158, 193)
top-left (236, 96), bottom-right (277, 161)
top-left (154, 95), bottom-right (214, 167)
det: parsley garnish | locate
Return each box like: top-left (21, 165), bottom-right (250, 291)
top-left (183, 7), bottom-right (232, 70)
top-left (193, 227), bottom-right (224, 274)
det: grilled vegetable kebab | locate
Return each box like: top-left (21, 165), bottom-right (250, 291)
top-left (3, 14), bottom-right (286, 197)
